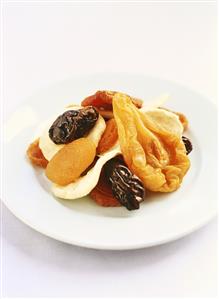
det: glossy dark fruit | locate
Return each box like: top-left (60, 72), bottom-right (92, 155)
top-left (49, 107), bottom-right (99, 144)
top-left (182, 136), bottom-right (193, 155)
top-left (104, 159), bottom-right (145, 211)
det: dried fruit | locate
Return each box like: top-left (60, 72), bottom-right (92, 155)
top-left (45, 137), bottom-right (96, 186)
top-left (49, 107), bottom-right (99, 144)
top-left (182, 136), bottom-right (193, 155)
top-left (113, 93), bottom-right (190, 192)
top-left (160, 107), bottom-right (189, 131)
top-left (143, 109), bottom-right (183, 138)
top-left (27, 139), bottom-right (48, 168)
top-left (90, 170), bottom-right (121, 207)
top-left (97, 119), bottom-right (118, 154)
top-left (96, 108), bottom-right (114, 120)
top-left (81, 90), bottom-right (143, 110)
top-left (176, 111), bottom-right (189, 131)
top-left (104, 159), bottom-right (145, 210)
top-left (51, 146), bottom-right (121, 199)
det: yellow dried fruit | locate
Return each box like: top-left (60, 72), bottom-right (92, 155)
top-left (45, 137), bottom-right (96, 186)
top-left (160, 107), bottom-right (189, 131)
top-left (113, 93), bottom-right (190, 192)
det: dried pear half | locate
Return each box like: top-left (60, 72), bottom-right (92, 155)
top-left (112, 93), bottom-right (190, 192)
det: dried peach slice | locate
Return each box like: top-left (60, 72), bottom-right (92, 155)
top-left (90, 171), bottom-right (121, 207)
top-left (81, 90), bottom-right (143, 110)
top-left (97, 119), bottom-right (118, 154)
top-left (45, 137), bottom-right (96, 186)
top-left (27, 139), bottom-right (48, 168)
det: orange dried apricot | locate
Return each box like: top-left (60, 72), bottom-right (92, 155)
top-left (81, 90), bottom-right (143, 110)
top-left (45, 137), bottom-right (96, 186)
top-left (90, 171), bottom-right (121, 207)
top-left (96, 108), bottom-right (114, 120)
top-left (97, 119), bottom-right (118, 154)
top-left (27, 139), bottom-right (48, 168)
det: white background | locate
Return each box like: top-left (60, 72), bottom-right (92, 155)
top-left (2, 1), bottom-right (217, 297)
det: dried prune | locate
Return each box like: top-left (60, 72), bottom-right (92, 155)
top-left (182, 136), bottom-right (193, 155)
top-left (104, 159), bottom-right (145, 211)
top-left (49, 106), bottom-right (99, 144)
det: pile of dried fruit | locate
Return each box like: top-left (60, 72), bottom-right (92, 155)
top-left (27, 90), bottom-right (192, 211)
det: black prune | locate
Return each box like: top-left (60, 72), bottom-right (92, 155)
top-left (104, 159), bottom-right (145, 211)
top-left (49, 106), bottom-right (99, 144)
top-left (73, 106), bottom-right (99, 139)
top-left (182, 136), bottom-right (193, 155)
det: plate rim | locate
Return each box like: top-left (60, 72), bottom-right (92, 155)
top-left (2, 200), bottom-right (217, 250)
top-left (3, 72), bottom-right (216, 116)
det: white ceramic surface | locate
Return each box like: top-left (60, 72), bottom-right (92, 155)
top-left (3, 74), bottom-right (217, 250)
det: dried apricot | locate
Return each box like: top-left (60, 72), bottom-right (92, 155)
top-left (97, 119), bottom-right (118, 154)
top-left (82, 90), bottom-right (143, 110)
top-left (45, 137), bottom-right (96, 186)
top-left (90, 171), bottom-right (121, 207)
top-left (27, 139), bottom-right (48, 168)
top-left (96, 108), bottom-right (114, 120)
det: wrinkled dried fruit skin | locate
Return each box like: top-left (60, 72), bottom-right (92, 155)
top-left (76, 107), bottom-right (99, 138)
top-left (81, 90), bottom-right (143, 110)
top-left (45, 137), bottom-right (96, 186)
top-left (49, 107), bottom-right (99, 144)
top-left (182, 136), bottom-right (193, 155)
top-left (113, 93), bottom-right (190, 192)
top-left (90, 170), bottom-right (121, 207)
top-left (104, 159), bottom-right (145, 210)
top-left (27, 139), bottom-right (48, 168)
top-left (97, 119), bottom-right (118, 154)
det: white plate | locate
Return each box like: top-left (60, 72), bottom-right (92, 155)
top-left (2, 74), bottom-right (217, 250)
